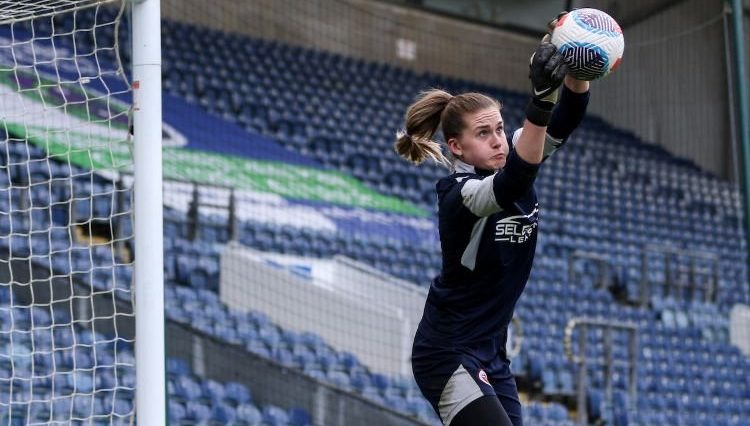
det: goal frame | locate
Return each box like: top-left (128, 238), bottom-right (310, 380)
top-left (129, 0), bottom-right (166, 423)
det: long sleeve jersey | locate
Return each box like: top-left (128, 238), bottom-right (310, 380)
top-left (415, 86), bottom-right (590, 345)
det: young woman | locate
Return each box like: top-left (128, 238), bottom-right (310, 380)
top-left (394, 24), bottom-right (590, 426)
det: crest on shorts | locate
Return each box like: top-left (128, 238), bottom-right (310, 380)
top-left (478, 369), bottom-right (490, 386)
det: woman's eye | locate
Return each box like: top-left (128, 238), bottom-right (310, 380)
top-left (478, 131), bottom-right (488, 137)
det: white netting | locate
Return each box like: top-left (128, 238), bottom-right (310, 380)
top-left (0, 1), bottom-right (135, 424)
top-left (0, 1), bottom-right (119, 25)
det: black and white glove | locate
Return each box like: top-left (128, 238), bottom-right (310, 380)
top-left (526, 41), bottom-right (568, 126)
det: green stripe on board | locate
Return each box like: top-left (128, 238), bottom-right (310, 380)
top-left (4, 123), bottom-right (428, 217)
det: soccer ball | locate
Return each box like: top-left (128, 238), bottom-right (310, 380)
top-left (550, 8), bottom-right (624, 81)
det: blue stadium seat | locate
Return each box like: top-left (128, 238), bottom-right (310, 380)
top-left (303, 367), bottom-right (326, 382)
top-left (262, 405), bottom-right (290, 426)
top-left (245, 340), bottom-right (271, 358)
top-left (169, 400), bottom-right (186, 422)
top-left (326, 370), bottom-right (351, 390)
top-left (174, 375), bottom-right (202, 402)
top-left (587, 388), bottom-right (604, 421)
top-left (211, 403), bottom-right (236, 423)
top-left (185, 400), bottom-right (211, 422)
top-left (369, 373), bottom-right (391, 392)
top-left (350, 371), bottom-right (372, 392)
top-left (287, 407), bottom-right (312, 426)
top-left (318, 351), bottom-right (342, 373)
top-left (542, 369), bottom-right (558, 394)
top-left (113, 397), bottom-right (133, 417)
top-left (235, 403), bottom-right (263, 425)
top-left (224, 381), bottom-right (252, 406)
top-left (273, 347), bottom-right (295, 368)
top-left (201, 378), bottom-right (226, 404)
top-left (385, 393), bottom-right (408, 412)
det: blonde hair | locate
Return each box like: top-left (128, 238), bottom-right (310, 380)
top-left (394, 89), bottom-right (500, 168)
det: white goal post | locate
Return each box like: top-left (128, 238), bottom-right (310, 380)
top-left (0, 0), bottom-right (164, 424)
top-left (131, 0), bottom-right (165, 424)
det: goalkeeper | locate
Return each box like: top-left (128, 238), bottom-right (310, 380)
top-left (394, 14), bottom-right (590, 426)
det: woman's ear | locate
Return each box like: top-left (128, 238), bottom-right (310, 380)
top-left (447, 137), bottom-right (462, 158)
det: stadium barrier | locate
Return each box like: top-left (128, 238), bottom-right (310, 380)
top-left (640, 245), bottom-right (719, 306)
top-left (564, 317), bottom-right (638, 425)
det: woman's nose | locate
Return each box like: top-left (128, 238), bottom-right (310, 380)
top-left (491, 133), bottom-right (503, 148)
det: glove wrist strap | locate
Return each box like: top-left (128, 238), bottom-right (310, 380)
top-left (525, 98), bottom-right (554, 127)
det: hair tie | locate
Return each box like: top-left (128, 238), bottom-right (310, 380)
top-left (397, 129), bottom-right (412, 139)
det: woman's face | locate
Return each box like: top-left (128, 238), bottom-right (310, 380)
top-left (448, 107), bottom-right (508, 171)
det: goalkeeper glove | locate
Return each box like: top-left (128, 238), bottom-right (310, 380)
top-left (526, 42), bottom-right (568, 126)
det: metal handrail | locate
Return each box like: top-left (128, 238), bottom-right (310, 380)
top-left (640, 244), bottom-right (719, 306)
top-left (569, 250), bottom-right (613, 289)
top-left (186, 180), bottom-right (237, 242)
top-left (564, 317), bottom-right (638, 425)
top-left (506, 316), bottom-right (523, 359)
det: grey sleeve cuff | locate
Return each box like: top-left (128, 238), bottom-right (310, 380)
top-left (460, 177), bottom-right (502, 217)
top-left (512, 128), bottom-right (564, 161)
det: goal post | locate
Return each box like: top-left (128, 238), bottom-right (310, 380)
top-left (0, 0), bottom-right (165, 424)
top-left (131, 0), bottom-right (166, 424)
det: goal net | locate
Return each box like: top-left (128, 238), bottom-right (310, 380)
top-left (0, 1), bottom-right (136, 424)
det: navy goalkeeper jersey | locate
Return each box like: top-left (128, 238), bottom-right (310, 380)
top-left (415, 150), bottom-right (540, 345)
top-left (415, 86), bottom-right (590, 346)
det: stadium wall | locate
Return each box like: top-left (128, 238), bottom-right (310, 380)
top-left (160, 0), bottom-right (536, 98)
top-left (580, 0), bottom-right (733, 179)
top-left (162, 0), bottom-right (734, 179)
top-left (219, 244), bottom-right (426, 376)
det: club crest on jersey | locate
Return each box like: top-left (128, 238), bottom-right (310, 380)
top-left (494, 205), bottom-right (539, 244)
top-left (478, 369), bottom-right (490, 386)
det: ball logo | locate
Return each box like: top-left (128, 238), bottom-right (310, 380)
top-left (478, 370), bottom-right (490, 386)
top-left (574, 10), bottom-right (622, 36)
top-left (559, 43), bottom-right (608, 81)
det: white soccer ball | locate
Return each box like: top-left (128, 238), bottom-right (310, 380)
top-left (550, 8), bottom-right (624, 81)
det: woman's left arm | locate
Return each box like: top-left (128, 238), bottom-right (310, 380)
top-left (547, 76), bottom-right (590, 141)
top-left (532, 76), bottom-right (590, 160)
top-left (563, 75), bottom-right (589, 94)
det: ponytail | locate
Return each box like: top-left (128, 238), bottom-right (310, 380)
top-left (395, 89), bottom-right (501, 169)
top-left (394, 89), bottom-right (453, 168)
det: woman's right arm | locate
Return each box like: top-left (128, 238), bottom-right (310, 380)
top-left (458, 42), bottom-right (568, 217)
top-left (514, 42), bottom-right (568, 165)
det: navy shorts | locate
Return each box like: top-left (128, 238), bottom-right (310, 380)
top-left (411, 331), bottom-right (522, 426)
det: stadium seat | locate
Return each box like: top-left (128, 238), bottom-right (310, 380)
top-left (210, 403), bottom-right (236, 423)
top-left (168, 400), bottom-right (186, 422)
top-left (224, 381), bottom-right (252, 406)
top-left (174, 375), bottom-right (203, 402)
top-left (325, 370), bottom-right (351, 390)
top-left (262, 405), bottom-right (290, 426)
top-left (287, 407), bottom-right (312, 426)
top-left (235, 403), bottom-right (263, 425)
top-left (185, 400), bottom-right (212, 422)
top-left (113, 397), bottom-right (133, 417)
top-left (201, 379), bottom-right (226, 404)
top-left (587, 388), bottom-right (604, 421)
